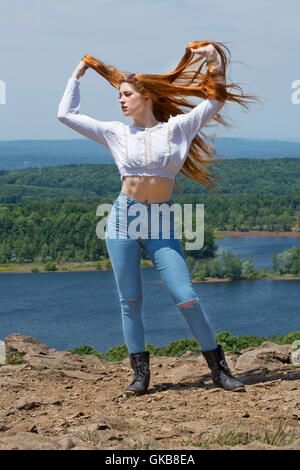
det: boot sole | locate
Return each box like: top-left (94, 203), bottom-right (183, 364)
top-left (219, 385), bottom-right (246, 392)
top-left (125, 383), bottom-right (149, 395)
top-left (125, 388), bottom-right (148, 395)
top-left (230, 386), bottom-right (246, 392)
top-left (213, 381), bottom-right (246, 392)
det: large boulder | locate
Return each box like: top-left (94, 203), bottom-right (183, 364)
top-left (4, 334), bottom-right (49, 356)
top-left (235, 341), bottom-right (292, 371)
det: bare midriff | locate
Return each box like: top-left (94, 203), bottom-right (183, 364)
top-left (121, 175), bottom-right (174, 203)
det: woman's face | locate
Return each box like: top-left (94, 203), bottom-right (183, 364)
top-left (118, 82), bottom-right (146, 117)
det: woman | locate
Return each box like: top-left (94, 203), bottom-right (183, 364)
top-left (57, 41), bottom-right (257, 394)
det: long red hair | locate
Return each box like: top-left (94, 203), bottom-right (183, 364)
top-left (81, 41), bottom-right (260, 193)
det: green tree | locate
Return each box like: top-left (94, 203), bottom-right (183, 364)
top-left (44, 262), bottom-right (57, 272)
top-left (271, 251), bottom-right (280, 273)
top-left (242, 257), bottom-right (257, 280)
top-left (277, 248), bottom-right (294, 274)
top-left (207, 257), bottom-right (223, 278)
top-left (221, 250), bottom-right (243, 280)
top-left (290, 248), bottom-right (300, 276)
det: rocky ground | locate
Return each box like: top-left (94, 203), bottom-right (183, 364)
top-left (0, 334), bottom-right (299, 451)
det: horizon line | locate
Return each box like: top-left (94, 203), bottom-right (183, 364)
top-left (0, 137), bottom-right (300, 144)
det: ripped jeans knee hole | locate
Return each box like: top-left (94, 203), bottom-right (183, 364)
top-left (177, 297), bottom-right (198, 309)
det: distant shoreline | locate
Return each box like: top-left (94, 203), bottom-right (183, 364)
top-left (1, 261), bottom-right (299, 281)
top-left (215, 230), bottom-right (300, 238)
top-left (1, 230), bottom-right (299, 276)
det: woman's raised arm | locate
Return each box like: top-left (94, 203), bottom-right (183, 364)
top-left (170, 44), bottom-right (225, 142)
top-left (57, 60), bottom-right (112, 147)
top-left (71, 60), bottom-right (89, 80)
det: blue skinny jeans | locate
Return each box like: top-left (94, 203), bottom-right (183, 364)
top-left (104, 191), bottom-right (217, 354)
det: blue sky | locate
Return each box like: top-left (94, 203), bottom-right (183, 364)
top-left (0, 0), bottom-right (299, 141)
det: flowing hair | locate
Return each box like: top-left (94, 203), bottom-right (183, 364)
top-left (81, 41), bottom-right (261, 193)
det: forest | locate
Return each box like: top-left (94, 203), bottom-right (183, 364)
top-left (0, 157), bottom-right (300, 201)
top-left (0, 158), bottom-right (299, 265)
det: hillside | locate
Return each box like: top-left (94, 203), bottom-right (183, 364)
top-left (1, 158), bottom-right (300, 203)
top-left (0, 137), bottom-right (300, 171)
top-left (0, 334), bottom-right (299, 450)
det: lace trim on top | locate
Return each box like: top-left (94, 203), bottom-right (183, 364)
top-left (123, 123), bottom-right (172, 170)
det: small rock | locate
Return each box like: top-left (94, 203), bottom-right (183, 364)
top-left (14, 396), bottom-right (46, 411)
top-left (9, 422), bottom-right (38, 433)
top-left (71, 411), bottom-right (85, 419)
top-left (100, 430), bottom-right (124, 443)
top-left (0, 421), bottom-right (9, 432)
top-left (181, 351), bottom-right (199, 358)
top-left (291, 349), bottom-right (300, 365)
top-left (179, 420), bottom-right (212, 434)
top-left (291, 340), bottom-right (300, 350)
top-left (153, 426), bottom-right (181, 440)
top-left (105, 416), bottom-right (136, 432)
top-left (72, 423), bottom-right (99, 434)
top-left (153, 396), bottom-right (162, 401)
top-left (54, 436), bottom-right (77, 450)
top-left (98, 423), bottom-right (110, 430)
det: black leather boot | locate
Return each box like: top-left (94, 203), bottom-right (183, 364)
top-left (202, 344), bottom-right (245, 392)
top-left (125, 351), bottom-right (150, 395)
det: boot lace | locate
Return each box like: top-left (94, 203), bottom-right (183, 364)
top-left (132, 357), bottom-right (148, 382)
top-left (219, 359), bottom-right (234, 378)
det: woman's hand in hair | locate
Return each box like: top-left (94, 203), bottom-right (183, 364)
top-left (72, 60), bottom-right (89, 79)
top-left (187, 43), bottom-right (217, 59)
top-left (188, 42), bottom-right (224, 83)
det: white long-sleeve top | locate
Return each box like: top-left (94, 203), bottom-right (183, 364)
top-left (57, 70), bottom-right (224, 182)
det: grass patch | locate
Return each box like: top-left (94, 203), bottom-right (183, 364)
top-left (194, 421), bottom-right (296, 449)
top-left (69, 264), bottom-right (93, 269)
top-left (5, 353), bottom-right (25, 364)
top-left (0, 265), bottom-right (17, 271)
top-left (68, 331), bottom-right (300, 362)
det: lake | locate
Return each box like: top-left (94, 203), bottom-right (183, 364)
top-left (0, 236), bottom-right (299, 353)
top-left (216, 235), bottom-right (300, 270)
